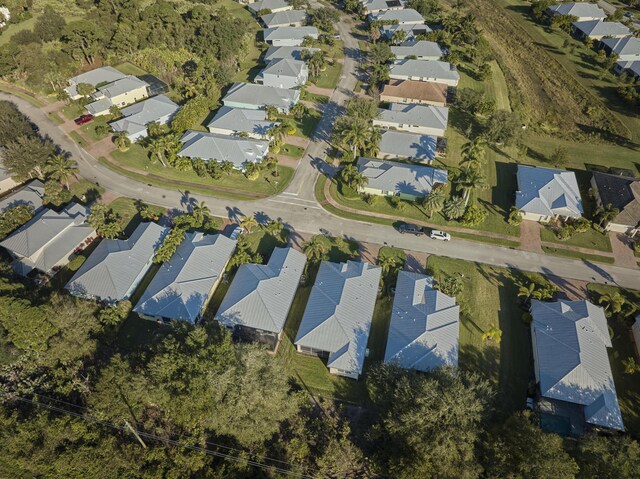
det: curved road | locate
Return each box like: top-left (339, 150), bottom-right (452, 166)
top-left (2, 18), bottom-right (640, 290)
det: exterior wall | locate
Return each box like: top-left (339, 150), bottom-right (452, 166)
top-left (222, 100), bottom-right (261, 111)
top-left (360, 185), bottom-right (420, 201)
top-left (376, 151), bottom-right (432, 164)
top-left (269, 38), bottom-right (305, 47)
top-left (110, 86), bottom-right (149, 108)
top-left (0, 176), bottom-right (20, 194)
top-left (380, 93), bottom-right (446, 107)
top-left (521, 211), bottom-right (551, 223)
top-left (329, 367), bottom-right (359, 380)
top-left (261, 73), bottom-right (305, 89)
top-left (267, 20), bottom-right (304, 27)
top-left (606, 222), bottom-right (638, 236)
top-left (388, 72), bottom-right (459, 87)
top-left (372, 119), bottom-right (446, 137)
top-left (270, 5), bottom-right (294, 12)
top-left (393, 53), bottom-right (442, 61)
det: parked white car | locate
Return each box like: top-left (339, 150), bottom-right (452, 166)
top-left (229, 226), bottom-right (244, 240)
top-left (429, 230), bottom-right (451, 241)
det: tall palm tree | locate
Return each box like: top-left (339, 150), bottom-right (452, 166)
top-left (460, 137), bottom-right (486, 167)
top-left (456, 166), bottom-right (487, 206)
top-left (302, 236), bottom-right (329, 264)
top-left (145, 135), bottom-right (168, 167)
top-left (443, 195), bottom-right (466, 220)
top-left (45, 154), bottom-right (79, 188)
top-left (391, 29), bottom-right (407, 45)
top-left (338, 119), bottom-right (370, 158)
top-left (378, 255), bottom-right (399, 276)
top-left (422, 187), bottom-right (446, 217)
top-left (365, 127), bottom-right (382, 157)
top-left (114, 132), bottom-right (131, 152)
top-left (265, 218), bottom-right (285, 236)
top-left (190, 201), bottom-right (210, 227)
top-left (339, 164), bottom-right (358, 186)
top-left (240, 215), bottom-right (258, 233)
top-left (598, 292), bottom-right (626, 315)
top-left (351, 172), bottom-right (368, 191)
top-left (220, 160), bottom-right (234, 176)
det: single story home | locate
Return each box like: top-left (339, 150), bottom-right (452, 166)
top-left (178, 131), bottom-right (270, 171)
top-left (614, 60), bottom-right (640, 79)
top-left (65, 222), bottom-right (168, 303)
top-left (381, 23), bottom-right (432, 41)
top-left (65, 66), bottom-right (126, 100)
top-left (572, 20), bottom-right (631, 41)
top-left (0, 179), bottom-right (45, 213)
top-left (0, 162), bottom-right (19, 194)
top-left (546, 2), bottom-right (606, 22)
top-left (591, 171), bottom-right (640, 237)
top-left (256, 58), bottom-right (308, 89)
top-left (377, 129), bottom-right (437, 163)
top-left (381, 79), bottom-right (448, 107)
top-left (295, 260), bottom-right (382, 379)
top-left (86, 76), bottom-right (150, 117)
top-left (215, 247), bottom-right (306, 349)
top-left (601, 36), bottom-right (640, 63)
top-left (373, 103), bottom-right (449, 137)
top-left (260, 9), bottom-right (306, 28)
top-left (134, 232), bottom-right (237, 323)
top-left (110, 94), bottom-right (180, 142)
top-left (531, 299), bottom-right (624, 434)
top-left (248, 0), bottom-right (293, 14)
top-left (222, 82), bottom-right (300, 114)
top-left (391, 40), bottom-right (445, 60)
top-left (515, 165), bottom-right (583, 222)
top-left (263, 46), bottom-right (320, 62)
top-left (389, 59), bottom-right (460, 87)
top-left (0, 202), bottom-right (95, 277)
top-left (384, 271), bottom-right (460, 371)
top-left (371, 8), bottom-right (424, 24)
top-left (356, 157), bottom-right (447, 200)
top-left (263, 26), bottom-right (319, 47)
top-left (360, 0), bottom-right (405, 15)
top-left (207, 106), bottom-right (277, 139)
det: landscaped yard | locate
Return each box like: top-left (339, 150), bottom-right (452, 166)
top-left (313, 60), bottom-right (342, 90)
top-left (114, 62), bottom-right (147, 77)
top-left (586, 283), bottom-right (640, 437)
top-left (81, 116), bottom-right (112, 142)
top-left (540, 225), bottom-right (612, 252)
top-left (69, 179), bottom-right (105, 203)
top-left (280, 143), bottom-right (305, 159)
top-left (288, 109), bottom-right (323, 139)
top-left (108, 197), bottom-right (166, 235)
top-left (426, 256), bottom-right (531, 413)
top-left (108, 144), bottom-right (294, 199)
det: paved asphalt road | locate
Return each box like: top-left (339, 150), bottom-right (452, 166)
top-left (2, 12), bottom-right (640, 290)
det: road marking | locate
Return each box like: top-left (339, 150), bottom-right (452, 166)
top-left (267, 198), bottom-right (322, 210)
top-left (281, 192), bottom-right (298, 197)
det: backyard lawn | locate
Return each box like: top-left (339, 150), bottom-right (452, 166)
top-left (426, 256), bottom-right (531, 414)
top-left (109, 144), bottom-right (294, 199)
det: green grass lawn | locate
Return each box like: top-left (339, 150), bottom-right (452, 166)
top-left (301, 89), bottom-right (330, 104)
top-left (280, 143), bottom-right (305, 159)
top-left (0, 14), bottom-right (40, 46)
top-left (109, 144), bottom-right (294, 199)
top-left (540, 226), bottom-right (612, 252)
top-left (426, 256), bottom-right (531, 414)
top-left (289, 109), bottom-right (322, 139)
top-left (61, 103), bottom-right (85, 121)
top-left (69, 179), bottom-right (105, 203)
top-left (313, 60), bottom-right (342, 89)
top-left (69, 131), bottom-right (88, 147)
top-left (47, 112), bottom-right (64, 125)
top-left (586, 283), bottom-right (640, 436)
top-left (81, 117), bottom-right (111, 142)
top-left (108, 197), bottom-right (166, 235)
top-left (541, 246), bottom-right (615, 264)
top-left (114, 62), bottom-right (147, 76)
top-left (0, 83), bottom-right (46, 107)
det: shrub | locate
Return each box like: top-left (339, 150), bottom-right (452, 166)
top-left (556, 224), bottom-right (574, 240)
top-left (460, 204), bottom-right (488, 226)
top-left (94, 124), bottom-right (109, 137)
top-left (68, 255), bottom-right (86, 272)
top-left (507, 206), bottom-right (522, 226)
top-left (572, 217), bottom-right (591, 233)
top-left (364, 193), bottom-right (379, 206)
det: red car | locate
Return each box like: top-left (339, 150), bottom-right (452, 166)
top-left (74, 114), bottom-right (94, 125)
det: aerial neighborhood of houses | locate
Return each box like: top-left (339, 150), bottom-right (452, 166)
top-left (2, 0), bottom-right (640, 453)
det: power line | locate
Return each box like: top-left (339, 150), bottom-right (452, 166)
top-left (14, 395), bottom-right (317, 479)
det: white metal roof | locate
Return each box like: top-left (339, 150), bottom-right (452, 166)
top-left (376, 103), bottom-right (449, 131)
top-left (357, 157), bottom-right (447, 196)
top-left (110, 95), bottom-right (179, 137)
top-left (0, 180), bottom-right (45, 213)
top-left (389, 59), bottom-right (460, 82)
top-left (178, 131), bottom-right (269, 169)
top-left (516, 165), bottom-right (583, 218)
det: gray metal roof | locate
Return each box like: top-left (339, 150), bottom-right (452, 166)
top-left (390, 59), bottom-right (460, 82)
top-left (381, 22), bottom-right (431, 40)
top-left (260, 9), bottom-right (307, 27)
top-left (178, 131), bottom-right (269, 169)
top-left (263, 46), bottom-right (320, 62)
top-left (86, 98), bottom-right (112, 115)
top-left (617, 60), bottom-right (640, 77)
top-left (110, 95), bottom-right (179, 137)
top-left (601, 36), bottom-right (640, 56)
top-left (548, 2), bottom-right (606, 18)
top-left (206, 106), bottom-right (277, 136)
top-left (391, 40), bottom-right (444, 59)
top-left (531, 300), bottom-right (624, 431)
top-left (371, 8), bottom-right (423, 23)
top-left (248, 0), bottom-right (291, 13)
top-left (357, 157), bottom-right (447, 196)
top-left (379, 130), bottom-right (437, 161)
top-left (377, 103), bottom-right (449, 131)
top-left (361, 0), bottom-right (405, 13)
top-left (65, 222), bottom-right (168, 303)
top-left (68, 66), bottom-right (126, 87)
top-left (384, 271), bottom-right (459, 371)
top-left (261, 58), bottom-right (306, 78)
top-left (0, 180), bottom-right (45, 213)
top-left (97, 76), bottom-right (149, 99)
top-left (572, 20), bottom-right (631, 37)
top-left (295, 260), bottom-right (382, 377)
top-left (215, 247), bottom-right (306, 334)
top-left (0, 202), bottom-right (94, 275)
top-left (264, 26), bottom-right (319, 41)
top-left (516, 165), bottom-right (583, 218)
top-left (134, 232), bottom-right (237, 322)
top-left (222, 82), bottom-right (300, 111)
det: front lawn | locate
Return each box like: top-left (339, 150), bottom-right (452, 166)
top-left (289, 109), bottom-right (323, 139)
top-left (61, 103), bottom-right (86, 121)
top-left (426, 256), bottom-right (531, 414)
top-left (69, 179), bottom-right (105, 203)
top-left (109, 144), bottom-right (294, 199)
top-left (313, 60), bottom-right (342, 90)
top-left (280, 143), bottom-right (305, 159)
top-left (541, 246), bottom-right (614, 264)
top-left (540, 226), bottom-right (612, 252)
top-left (81, 117), bottom-right (112, 142)
top-left (108, 197), bottom-right (166, 235)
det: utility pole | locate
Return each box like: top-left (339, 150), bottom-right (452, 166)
top-left (124, 420), bottom-right (147, 449)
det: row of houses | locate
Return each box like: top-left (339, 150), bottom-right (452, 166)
top-left (546, 2), bottom-right (640, 79)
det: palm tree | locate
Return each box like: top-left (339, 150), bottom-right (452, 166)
top-left (598, 292), bottom-right (626, 315)
top-left (351, 172), bottom-right (368, 192)
top-left (45, 154), bottom-right (79, 189)
top-left (422, 187), bottom-right (446, 217)
top-left (595, 203), bottom-right (620, 228)
top-left (339, 164), bottom-right (358, 187)
top-left (391, 29), bottom-right (407, 45)
top-left (302, 236), bottom-right (329, 264)
top-left (460, 137), bottom-right (486, 167)
top-left (304, 50), bottom-right (327, 77)
top-left (338, 119), bottom-right (370, 158)
top-left (114, 132), bottom-right (131, 152)
top-left (145, 135), bottom-right (168, 167)
top-left (443, 195), bottom-right (466, 220)
top-left (265, 218), bottom-right (285, 237)
top-left (220, 160), bottom-right (234, 176)
top-left (190, 201), bottom-right (210, 227)
top-left (230, 249), bottom-right (253, 269)
top-left (265, 106), bottom-right (279, 121)
top-left (240, 215), bottom-right (258, 233)
top-left (482, 324), bottom-right (502, 343)
top-left (365, 127), bottom-right (382, 157)
top-left (378, 255), bottom-right (399, 276)
top-left (456, 166), bottom-right (487, 207)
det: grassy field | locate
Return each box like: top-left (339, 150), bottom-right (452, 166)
top-left (61, 103), bottom-right (85, 121)
top-left (0, 15), bottom-right (40, 46)
top-left (81, 117), bottom-right (111, 142)
top-left (108, 197), bottom-right (166, 235)
top-left (314, 60), bottom-right (342, 90)
top-left (114, 62), bottom-right (147, 77)
top-left (280, 143), bottom-right (305, 159)
top-left (289, 109), bottom-right (323, 139)
top-left (586, 283), bottom-right (640, 437)
top-left (540, 225), bottom-right (612, 252)
top-left (109, 144), bottom-right (294, 198)
top-left (426, 256), bottom-right (531, 413)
